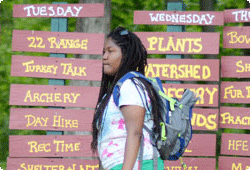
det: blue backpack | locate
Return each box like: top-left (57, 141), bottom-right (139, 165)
top-left (113, 71), bottom-right (199, 170)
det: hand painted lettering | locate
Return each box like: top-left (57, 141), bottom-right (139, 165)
top-left (61, 63), bottom-right (87, 77)
top-left (232, 10), bottom-right (250, 22)
top-left (223, 86), bottom-right (245, 99)
top-left (28, 141), bottom-right (51, 153)
top-left (149, 13), bottom-right (215, 25)
top-left (22, 60), bottom-right (58, 74)
top-left (47, 37), bottom-right (88, 50)
top-left (80, 164), bottom-right (99, 170)
top-left (164, 87), bottom-right (217, 105)
top-left (227, 32), bottom-right (250, 44)
top-left (147, 37), bottom-right (203, 53)
top-left (145, 63), bottom-right (210, 80)
top-left (165, 166), bottom-right (198, 170)
top-left (25, 115), bottom-right (49, 127)
top-left (27, 36), bottom-right (45, 48)
top-left (23, 5), bottom-right (83, 17)
top-left (53, 115), bottom-right (78, 128)
top-left (231, 163), bottom-right (250, 170)
top-left (192, 112), bottom-right (217, 130)
top-left (220, 112), bottom-right (250, 126)
top-left (228, 140), bottom-right (249, 151)
top-left (19, 163), bottom-right (77, 170)
top-left (236, 60), bottom-right (250, 73)
top-left (24, 90), bottom-right (81, 104)
top-left (54, 140), bottom-right (80, 152)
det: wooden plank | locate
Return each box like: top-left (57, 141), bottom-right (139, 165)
top-left (220, 81), bottom-right (250, 104)
top-left (223, 26), bottom-right (250, 49)
top-left (147, 58), bottom-right (220, 81)
top-left (13, 4), bottom-right (104, 18)
top-left (11, 55), bottom-right (102, 81)
top-left (9, 84), bottom-right (99, 108)
top-left (221, 56), bottom-right (250, 78)
top-left (218, 156), bottom-right (250, 170)
top-left (221, 133), bottom-right (250, 156)
top-left (163, 83), bottom-right (219, 107)
top-left (9, 135), bottom-right (92, 157)
top-left (7, 158), bottom-right (99, 170)
top-left (192, 108), bottom-right (219, 131)
top-left (165, 158), bottom-right (216, 170)
top-left (224, 8), bottom-right (250, 23)
top-left (220, 106), bottom-right (250, 130)
top-left (183, 134), bottom-right (216, 156)
top-left (12, 30), bottom-right (105, 55)
top-left (9, 108), bottom-right (94, 131)
top-left (135, 32), bottom-right (220, 54)
top-left (134, 11), bottom-right (224, 25)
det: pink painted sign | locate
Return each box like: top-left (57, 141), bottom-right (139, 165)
top-left (220, 106), bottom-right (250, 130)
top-left (9, 108), bottom-right (94, 131)
top-left (147, 58), bottom-right (220, 81)
top-left (219, 156), bottom-right (250, 170)
top-left (9, 84), bottom-right (99, 108)
top-left (224, 8), bottom-right (250, 23)
top-left (220, 81), bottom-right (250, 104)
top-left (12, 30), bottom-right (105, 54)
top-left (165, 158), bottom-right (216, 170)
top-left (163, 83), bottom-right (219, 107)
top-left (11, 55), bottom-right (102, 81)
top-left (135, 32), bottom-right (220, 54)
top-left (223, 26), bottom-right (250, 49)
top-left (13, 4), bottom-right (104, 18)
top-left (134, 11), bottom-right (224, 25)
top-left (7, 158), bottom-right (99, 170)
top-left (221, 133), bottom-right (250, 156)
top-left (9, 135), bottom-right (92, 157)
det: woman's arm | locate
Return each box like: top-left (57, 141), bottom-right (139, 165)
top-left (120, 105), bottom-right (145, 170)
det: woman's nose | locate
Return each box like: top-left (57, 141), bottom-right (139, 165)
top-left (103, 52), bottom-right (108, 60)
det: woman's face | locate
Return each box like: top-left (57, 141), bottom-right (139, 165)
top-left (102, 38), bottom-right (123, 76)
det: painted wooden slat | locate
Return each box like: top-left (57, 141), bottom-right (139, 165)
top-left (134, 11), bottom-right (224, 25)
top-left (165, 158), bottom-right (216, 170)
top-left (218, 156), bottom-right (250, 170)
top-left (9, 84), bottom-right (99, 108)
top-left (7, 157), bottom-right (99, 170)
top-left (13, 4), bottom-right (104, 18)
top-left (223, 26), bottom-right (250, 49)
top-left (135, 32), bottom-right (220, 54)
top-left (12, 30), bottom-right (105, 55)
top-left (221, 56), bottom-right (250, 78)
top-left (9, 135), bottom-right (92, 157)
top-left (220, 106), bottom-right (250, 130)
top-left (224, 8), bottom-right (250, 23)
top-left (147, 58), bottom-right (220, 81)
top-left (9, 108), bottom-right (94, 131)
top-left (163, 83), bottom-right (219, 107)
top-left (221, 133), bottom-right (250, 156)
top-left (11, 55), bottom-right (102, 81)
top-left (220, 81), bottom-right (250, 104)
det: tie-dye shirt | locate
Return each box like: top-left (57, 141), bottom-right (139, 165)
top-left (98, 79), bottom-right (159, 170)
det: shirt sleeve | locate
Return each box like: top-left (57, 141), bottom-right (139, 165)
top-left (118, 79), bottom-right (150, 109)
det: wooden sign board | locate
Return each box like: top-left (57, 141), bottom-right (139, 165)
top-left (183, 134), bottom-right (216, 156)
top-left (9, 84), bottom-right (99, 108)
top-left (218, 156), bottom-right (250, 170)
top-left (135, 32), bottom-right (220, 54)
top-left (165, 158), bottom-right (216, 170)
top-left (221, 56), bottom-right (250, 78)
top-left (11, 55), bottom-right (102, 81)
top-left (7, 158), bottom-right (99, 170)
top-left (13, 4), bottom-right (104, 18)
top-left (220, 81), bottom-right (250, 104)
top-left (9, 135), bottom-right (92, 157)
top-left (223, 27), bottom-right (250, 49)
top-left (192, 108), bottom-right (219, 131)
top-left (12, 30), bottom-right (105, 55)
top-left (134, 11), bottom-right (224, 26)
top-left (221, 133), bottom-right (250, 156)
top-left (224, 8), bottom-right (250, 23)
top-left (9, 108), bottom-right (94, 131)
top-left (147, 59), bottom-right (220, 82)
top-left (163, 83), bottom-right (219, 107)
top-left (220, 106), bottom-right (250, 130)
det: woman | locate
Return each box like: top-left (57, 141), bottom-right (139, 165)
top-left (91, 27), bottom-right (164, 170)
